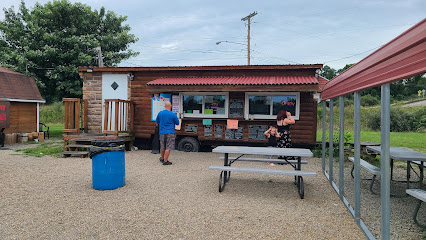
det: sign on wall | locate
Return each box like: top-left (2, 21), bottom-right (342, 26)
top-left (248, 125), bottom-right (268, 140)
top-left (0, 100), bottom-right (10, 129)
top-left (229, 99), bottom-right (244, 118)
top-left (151, 94), bottom-right (171, 121)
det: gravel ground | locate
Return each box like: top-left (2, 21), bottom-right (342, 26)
top-left (0, 142), bottom-right (424, 239)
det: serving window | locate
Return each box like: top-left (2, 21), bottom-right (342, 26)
top-left (180, 92), bottom-right (228, 118)
top-left (245, 92), bottom-right (300, 120)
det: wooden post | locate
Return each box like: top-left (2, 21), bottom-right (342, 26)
top-left (83, 99), bottom-right (88, 133)
top-left (130, 102), bottom-right (134, 131)
top-left (115, 100), bottom-right (119, 136)
top-left (64, 101), bottom-right (69, 130)
top-left (75, 100), bottom-right (80, 134)
top-left (104, 100), bottom-right (108, 134)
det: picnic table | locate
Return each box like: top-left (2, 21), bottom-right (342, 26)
top-left (366, 146), bottom-right (425, 190)
top-left (209, 146), bottom-right (316, 199)
top-left (345, 141), bottom-right (380, 159)
top-left (366, 146), bottom-right (426, 227)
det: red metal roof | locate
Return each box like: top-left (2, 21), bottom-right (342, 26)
top-left (322, 18), bottom-right (426, 100)
top-left (147, 76), bottom-right (319, 86)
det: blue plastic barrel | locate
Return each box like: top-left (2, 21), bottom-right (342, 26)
top-left (91, 139), bottom-right (125, 190)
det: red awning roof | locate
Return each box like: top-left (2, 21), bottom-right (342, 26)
top-left (147, 76), bottom-right (319, 86)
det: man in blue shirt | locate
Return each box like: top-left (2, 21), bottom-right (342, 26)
top-left (156, 101), bottom-right (180, 165)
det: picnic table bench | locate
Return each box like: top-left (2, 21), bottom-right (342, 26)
top-left (348, 157), bottom-right (381, 194)
top-left (406, 189), bottom-right (426, 228)
top-left (210, 146), bottom-right (317, 199)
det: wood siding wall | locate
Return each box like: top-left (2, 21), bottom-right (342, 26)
top-left (4, 102), bottom-right (37, 133)
top-left (131, 69), bottom-right (318, 146)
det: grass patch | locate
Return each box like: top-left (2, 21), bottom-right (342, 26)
top-left (317, 131), bottom-right (426, 153)
top-left (15, 141), bottom-right (63, 157)
top-left (40, 102), bottom-right (64, 124)
top-left (46, 123), bottom-right (64, 139)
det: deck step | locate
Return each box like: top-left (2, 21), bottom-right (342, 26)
top-left (73, 139), bottom-right (95, 143)
top-left (61, 151), bottom-right (89, 158)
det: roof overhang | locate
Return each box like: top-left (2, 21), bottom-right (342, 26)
top-left (321, 18), bottom-right (426, 100)
top-left (3, 98), bottom-right (46, 103)
top-left (78, 64), bottom-right (323, 74)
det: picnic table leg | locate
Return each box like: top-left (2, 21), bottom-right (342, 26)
top-left (295, 157), bottom-right (304, 199)
top-left (412, 200), bottom-right (425, 228)
top-left (218, 171), bottom-right (226, 192)
top-left (297, 176), bottom-right (304, 199)
top-left (294, 157), bottom-right (302, 182)
top-left (420, 161), bottom-right (424, 190)
top-left (407, 162), bottom-right (411, 189)
top-left (224, 153), bottom-right (231, 182)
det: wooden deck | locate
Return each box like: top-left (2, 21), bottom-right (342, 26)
top-left (62, 98), bottom-right (135, 157)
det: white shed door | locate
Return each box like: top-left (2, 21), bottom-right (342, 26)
top-left (102, 73), bottom-right (128, 131)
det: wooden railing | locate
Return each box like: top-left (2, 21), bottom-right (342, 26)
top-left (63, 98), bottom-right (88, 134)
top-left (103, 99), bottom-right (134, 136)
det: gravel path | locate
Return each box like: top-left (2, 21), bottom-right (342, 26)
top-left (401, 99), bottom-right (426, 107)
top-left (0, 144), bottom-right (424, 239)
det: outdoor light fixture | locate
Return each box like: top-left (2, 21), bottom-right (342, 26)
top-left (127, 73), bottom-right (134, 81)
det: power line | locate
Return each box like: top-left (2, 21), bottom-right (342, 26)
top-left (323, 45), bottom-right (382, 64)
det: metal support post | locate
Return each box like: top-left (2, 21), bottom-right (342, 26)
top-left (354, 92), bottom-right (361, 224)
top-left (329, 99), bottom-right (334, 183)
top-left (381, 83), bottom-right (391, 240)
top-left (339, 96), bottom-right (345, 198)
top-left (322, 101), bottom-right (326, 172)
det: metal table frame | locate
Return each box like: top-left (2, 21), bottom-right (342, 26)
top-left (367, 146), bottom-right (425, 190)
top-left (212, 146), bottom-right (313, 198)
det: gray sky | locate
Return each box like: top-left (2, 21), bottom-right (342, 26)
top-left (1, 0), bottom-right (425, 70)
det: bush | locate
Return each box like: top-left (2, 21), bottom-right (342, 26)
top-left (411, 107), bottom-right (426, 131)
top-left (361, 94), bottom-right (379, 106)
top-left (364, 107), bottom-right (425, 132)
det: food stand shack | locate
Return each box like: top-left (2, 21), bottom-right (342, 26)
top-left (78, 64), bottom-right (327, 151)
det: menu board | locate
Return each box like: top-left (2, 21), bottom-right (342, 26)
top-left (204, 125), bottom-right (212, 137)
top-left (214, 125), bottom-right (223, 138)
top-left (225, 127), bottom-right (243, 140)
top-left (229, 99), bottom-right (244, 118)
top-left (248, 125), bottom-right (268, 140)
top-left (185, 124), bottom-right (197, 133)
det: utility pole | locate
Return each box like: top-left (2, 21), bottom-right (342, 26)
top-left (95, 46), bottom-right (104, 67)
top-left (241, 11), bottom-right (257, 65)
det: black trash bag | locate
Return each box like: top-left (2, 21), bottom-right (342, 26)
top-left (90, 139), bottom-right (126, 159)
top-left (151, 124), bottom-right (160, 154)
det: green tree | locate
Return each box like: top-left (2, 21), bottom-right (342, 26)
top-left (320, 65), bottom-right (336, 80)
top-left (336, 63), bottom-right (354, 75)
top-left (0, 0), bottom-right (139, 102)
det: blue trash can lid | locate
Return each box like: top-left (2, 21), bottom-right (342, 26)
top-left (91, 139), bottom-right (126, 147)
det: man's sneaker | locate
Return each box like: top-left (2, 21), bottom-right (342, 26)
top-left (159, 157), bottom-right (164, 163)
top-left (163, 161), bottom-right (172, 165)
